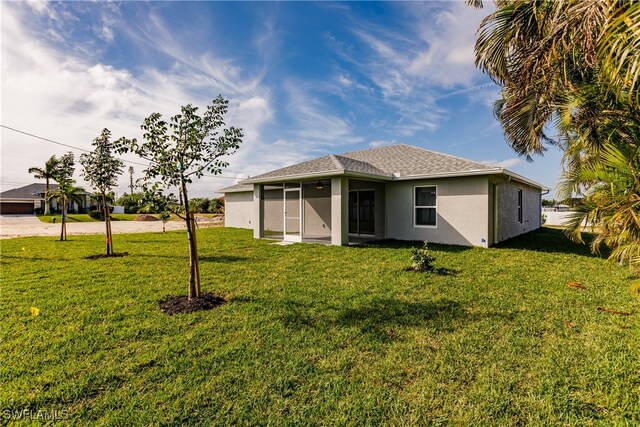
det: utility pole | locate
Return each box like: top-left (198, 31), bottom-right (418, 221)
top-left (128, 166), bottom-right (135, 194)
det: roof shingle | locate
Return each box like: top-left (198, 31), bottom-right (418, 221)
top-left (242, 144), bottom-right (498, 184)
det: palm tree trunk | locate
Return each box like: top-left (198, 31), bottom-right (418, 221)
top-left (181, 179), bottom-right (201, 299)
top-left (44, 178), bottom-right (51, 216)
top-left (60, 198), bottom-right (66, 241)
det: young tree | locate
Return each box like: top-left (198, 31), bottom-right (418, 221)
top-left (28, 155), bottom-right (60, 215)
top-left (116, 96), bottom-right (243, 299)
top-left (80, 129), bottom-right (125, 256)
top-left (47, 153), bottom-right (76, 240)
top-left (50, 180), bottom-right (83, 241)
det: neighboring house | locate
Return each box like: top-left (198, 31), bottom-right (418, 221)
top-left (220, 144), bottom-right (547, 247)
top-left (0, 183), bottom-right (92, 214)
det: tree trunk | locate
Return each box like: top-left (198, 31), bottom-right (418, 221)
top-left (108, 216), bottom-right (114, 254)
top-left (181, 180), bottom-right (201, 299)
top-left (60, 198), bottom-right (66, 241)
top-left (103, 194), bottom-right (111, 256)
top-left (44, 178), bottom-right (50, 216)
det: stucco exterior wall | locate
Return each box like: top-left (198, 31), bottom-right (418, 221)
top-left (385, 176), bottom-right (490, 247)
top-left (495, 181), bottom-right (541, 242)
top-left (223, 191), bottom-right (255, 229)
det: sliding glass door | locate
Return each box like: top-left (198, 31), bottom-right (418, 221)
top-left (348, 190), bottom-right (375, 235)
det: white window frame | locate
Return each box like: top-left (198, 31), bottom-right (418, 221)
top-left (413, 185), bottom-right (437, 228)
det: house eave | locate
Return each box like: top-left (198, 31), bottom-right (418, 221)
top-left (239, 167), bottom-right (548, 191)
top-left (394, 168), bottom-right (503, 181)
top-left (396, 168), bottom-right (548, 190)
top-left (501, 170), bottom-right (549, 191)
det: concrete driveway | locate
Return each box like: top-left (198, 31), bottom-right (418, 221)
top-left (0, 215), bottom-right (189, 239)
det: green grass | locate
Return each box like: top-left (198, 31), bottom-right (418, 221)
top-left (2, 228), bottom-right (638, 425)
top-left (36, 214), bottom-right (143, 223)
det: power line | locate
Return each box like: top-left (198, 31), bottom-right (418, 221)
top-left (1, 124), bottom-right (242, 180)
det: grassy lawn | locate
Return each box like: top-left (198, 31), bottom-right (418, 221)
top-left (2, 228), bottom-right (638, 425)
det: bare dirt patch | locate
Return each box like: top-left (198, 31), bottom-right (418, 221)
top-left (159, 293), bottom-right (226, 315)
top-left (135, 214), bottom-right (159, 221)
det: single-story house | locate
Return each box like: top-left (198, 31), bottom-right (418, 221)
top-left (220, 144), bottom-right (547, 247)
top-left (0, 183), bottom-right (92, 214)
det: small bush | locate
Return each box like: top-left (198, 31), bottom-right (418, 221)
top-left (410, 241), bottom-right (436, 272)
top-left (89, 210), bottom-right (103, 220)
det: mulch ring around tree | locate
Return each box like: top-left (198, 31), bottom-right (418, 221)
top-left (84, 252), bottom-right (129, 260)
top-left (159, 293), bottom-right (226, 315)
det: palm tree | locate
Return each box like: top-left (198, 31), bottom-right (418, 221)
top-left (471, 0), bottom-right (639, 157)
top-left (28, 156), bottom-right (60, 215)
top-left (469, 0), bottom-right (640, 270)
top-left (49, 180), bottom-right (83, 241)
top-left (560, 143), bottom-right (640, 271)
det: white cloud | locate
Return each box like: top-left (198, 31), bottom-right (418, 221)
top-left (327, 2), bottom-right (495, 138)
top-left (481, 158), bottom-right (521, 168)
top-left (0, 3), bottom-right (273, 197)
top-left (369, 140), bottom-right (397, 148)
top-left (282, 80), bottom-right (364, 148)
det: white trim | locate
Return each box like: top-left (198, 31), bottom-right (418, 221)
top-left (413, 185), bottom-right (437, 228)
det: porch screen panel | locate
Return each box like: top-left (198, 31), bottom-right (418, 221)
top-left (303, 181), bottom-right (331, 240)
top-left (263, 186), bottom-right (284, 238)
top-left (285, 190), bottom-right (300, 237)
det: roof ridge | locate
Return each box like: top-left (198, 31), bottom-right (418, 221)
top-left (329, 154), bottom-right (346, 170)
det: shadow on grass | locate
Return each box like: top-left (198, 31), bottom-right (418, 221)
top-left (198, 256), bottom-right (248, 263)
top-left (352, 239), bottom-right (472, 254)
top-left (127, 253), bottom-right (248, 263)
top-left (404, 267), bottom-right (460, 277)
top-left (280, 298), bottom-right (464, 342)
top-left (494, 227), bottom-right (608, 258)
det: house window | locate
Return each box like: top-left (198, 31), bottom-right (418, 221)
top-left (414, 186), bottom-right (436, 227)
top-left (517, 189), bottom-right (523, 223)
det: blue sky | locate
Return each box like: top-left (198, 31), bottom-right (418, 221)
top-left (1, 1), bottom-right (564, 198)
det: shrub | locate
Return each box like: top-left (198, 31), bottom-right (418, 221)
top-left (116, 192), bottom-right (145, 214)
top-left (410, 241), bottom-right (436, 272)
top-left (189, 198), bottom-right (209, 213)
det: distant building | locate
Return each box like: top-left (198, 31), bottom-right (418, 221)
top-left (0, 183), bottom-right (92, 214)
top-left (542, 204), bottom-right (570, 212)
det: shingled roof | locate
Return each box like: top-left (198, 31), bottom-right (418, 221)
top-left (243, 144), bottom-right (499, 183)
top-left (0, 183), bottom-right (90, 199)
top-left (221, 144), bottom-right (547, 191)
top-left (340, 144), bottom-right (497, 177)
top-left (218, 183), bottom-right (254, 193)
